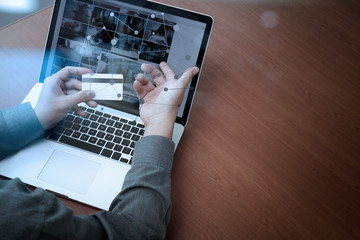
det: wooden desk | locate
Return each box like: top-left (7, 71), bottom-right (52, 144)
top-left (1, 1), bottom-right (360, 239)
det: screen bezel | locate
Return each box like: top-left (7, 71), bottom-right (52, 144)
top-left (39, 0), bottom-right (213, 126)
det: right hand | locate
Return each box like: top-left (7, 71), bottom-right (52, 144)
top-left (133, 62), bottom-right (199, 138)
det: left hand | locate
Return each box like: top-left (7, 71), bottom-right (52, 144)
top-left (34, 66), bottom-right (97, 130)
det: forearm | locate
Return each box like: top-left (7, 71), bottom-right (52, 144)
top-left (109, 135), bottom-right (175, 239)
top-left (0, 102), bottom-right (45, 160)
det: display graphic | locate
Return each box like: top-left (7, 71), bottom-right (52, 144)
top-left (49, 0), bottom-right (204, 113)
top-left (82, 73), bottom-right (123, 100)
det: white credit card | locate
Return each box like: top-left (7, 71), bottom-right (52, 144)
top-left (82, 73), bottom-right (123, 101)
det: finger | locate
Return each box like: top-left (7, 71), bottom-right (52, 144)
top-left (133, 80), bottom-right (147, 100)
top-left (65, 89), bottom-right (78, 95)
top-left (141, 63), bottom-right (165, 86)
top-left (63, 89), bottom-right (95, 108)
top-left (179, 67), bottom-right (199, 86)
top-left (159, 62), bottom-right (176, 80)
top-left (85, 100), bottom-right (98, 108)
top-left (56, 66), bottom-right (92, 81)
top-left (64, 78), bottom-right (82, 91)
top-left (44, 75), bottom-right (64, 90)
top-left (135, 73), bottom-right (155, 92)
top-left (73, 105), bottom-right (86, 117)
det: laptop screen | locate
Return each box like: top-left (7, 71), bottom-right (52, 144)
top-left (39, 0), bottom-right (213, 125)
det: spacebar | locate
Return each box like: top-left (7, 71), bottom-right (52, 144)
top-left (59, 136), bottom-right (102, 154)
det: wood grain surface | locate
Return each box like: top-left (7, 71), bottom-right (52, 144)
top-left (0, 0), bottom-right (359, 239)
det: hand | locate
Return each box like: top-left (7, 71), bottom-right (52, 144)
top-left (133, 62), bottom-right (199, 138)
top-left (34, 67), bottom-right (97, 130)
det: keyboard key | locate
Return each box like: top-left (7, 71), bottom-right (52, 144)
top-left (98, 124), bottom-right (107, 131)
top-left (97, 131), bottom-right (105, 138)
top-left (59, 136), bottom-right (101, 154)
top-left (120, 118), bottom-right (128, 123)
top-left (80, 126), bottom-right (89, 133)
top-left (88, 129), bottom-right (97, 136)
top-left (139, 129), bottom-right (145, 136)
top-left (54, 126), bottom-right (65, 134)
top-left (113, 137), bottom-right (121, 143)
top-left (114, 144), bottom-right (123, 152)
top-left (98, 117), bottom-right (106, 123)
top-left (95, 111), bottom-right (103, 116)
top-left (111, 152), bottom-right (121, 160)
top-left (72, 132), bottom-right (81, 138)
top-left (48, 132), bottom-right (61, 141)
top-left (89, 137), bottom-right (97, 144)
top-left (121, 139), bottom-right (131, 146)
top-left (131, 135), bottom-right (141, 141)
top-left (105, 142), bottom-right (114, 149)
top-left (80, 106), bottom-right (86, 111)
top-left (122, 124), bottom-right (131, 131)
top-left (106, 119), bottom-right (115, 126)
top-left (74, 117), bottom-right (83, 124)
top-left (137, 123), bottom-right (145, 128)
top-left (86, 108), bottom-right (95, 113)
top-left (83, 113), bottom-right (90, 119)
top-left (105, 134), bottom-right (114, 141)
top-left (111, 116), bottom-right (119, 121)
top-left (71, 124), bottom-right (81, 131)
top-left (90, 114), bottom-right (99, 121)
top-left (64, 129), bottom-right (73, 136)
top-left (64, 121), bottom-right (73, 128)
top-left (80, 134), bottom-right (89, 141)
top-left (129, 120), bottom-right (136, 126)
top-left (106, 127), bottom-right (115, 134)
top-left (82, 120), bottom-right (91, 126)
top-left (123, 132), bottom-right (132, 139)
top-left (130, 127), bottom-right (139, 134)
top-left (123, 147), bottom-right (131, 155)
top-left (115, 129), bottom-right (123, 136)
top-left (65, 115), bottom-right (75, 121)
top-left (96, 139), bottom-right (105, 146)
top-left (101, 149), bottom-right (113, 158)
top-left (120, 158), bottom-right (128, 164)
top-left (130, 141), bottom-right (136, 148)
top-left (114, 122), bottom-right (122, 128)
top-left (103, 113), bottom-right (111, 118)
top-left (90, 122), bottom-right (99, 129)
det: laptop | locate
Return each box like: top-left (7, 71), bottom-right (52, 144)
top-left (0, 0), bottom-right (213, 210)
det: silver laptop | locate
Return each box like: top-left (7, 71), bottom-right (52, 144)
top-left (0, 0), bottom-right (213, 210)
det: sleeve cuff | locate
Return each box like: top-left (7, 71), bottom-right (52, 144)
top-left (133, 135), bottom-right (175, 170)
top-left (0, 102), bottom-right (45, 150)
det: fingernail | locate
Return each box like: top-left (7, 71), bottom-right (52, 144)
top-left (87, 90), bottom-right (94, 98)
top-left (192, 67), bottom-right (199, 75)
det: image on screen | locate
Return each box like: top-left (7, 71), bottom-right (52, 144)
top-left (43, 0), bottom-right (208, 117)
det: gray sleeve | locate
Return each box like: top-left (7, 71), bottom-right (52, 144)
top-left (107, 135), bottom-right (175, 238)
top-left (0, 102), bottom-right (45, 160)
top-left (0, 135), bottom-right (175, 240)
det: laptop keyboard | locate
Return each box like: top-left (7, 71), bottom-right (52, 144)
top-left (47, 106), bottom-right (145, 165)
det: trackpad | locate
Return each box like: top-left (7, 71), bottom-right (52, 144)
top-left (38, 150), bottom-right (101, 195)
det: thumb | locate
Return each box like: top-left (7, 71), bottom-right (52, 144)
top-left (179, 67), bottom-right (199, 86)
top-left (64, 90), bottom-right (95, 107)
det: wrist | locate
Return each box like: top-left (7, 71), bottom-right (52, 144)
top-left (34, 105), bottom-right (49, 130)
top-left (143, 115), bottom-right (176, 139)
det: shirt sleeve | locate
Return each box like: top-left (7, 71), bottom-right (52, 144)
top-left (0, 102), bottom-right (45, 160)
top-left (0, 135), bottom-right (175, 240)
